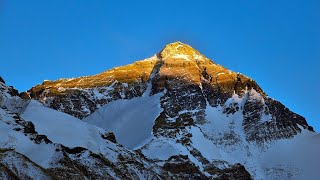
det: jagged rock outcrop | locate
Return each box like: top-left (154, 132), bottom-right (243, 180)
top-left (0, 77), bottom-right (5, 84)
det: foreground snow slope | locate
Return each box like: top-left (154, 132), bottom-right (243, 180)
top-left (0, 113), bottom-right (57, 168)
top-left (21, 100), bottom-right (118, 154)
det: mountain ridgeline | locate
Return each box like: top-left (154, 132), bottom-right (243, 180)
top-left (1, 42), bottom-right (319, 179)
top-left (28, 42), bottom-right (313, 142)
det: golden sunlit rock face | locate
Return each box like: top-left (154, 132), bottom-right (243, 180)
top-left (160, 41), bottom-right (202, 60)
top-left (30, 56), bottom-right (157, 94)
top-left (29, 41), bottom-right (258, 96)
top-left (28, 41), bottom-right (263, 118)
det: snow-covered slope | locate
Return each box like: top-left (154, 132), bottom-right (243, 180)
top-left (84, 92), bottom-right (163, 149)
top-left (259, 129), bottom-right (320, 179)
top-left (21, 100), bottom-right (116, 154)
top-left (0, 149), bottom-right (50, 179)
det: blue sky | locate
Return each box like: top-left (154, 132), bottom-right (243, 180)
top-left (0, 0), bottom-right (319, 131)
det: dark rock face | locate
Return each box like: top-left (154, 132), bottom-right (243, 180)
top-left (0, 77), bottom-right (5, 84)
top-left (265, 98), bottom-right (314, 131)
top-left (47, 147), bottom-right (167, 180)
top-left (0, 165), bottom-right (19, 180)
top-left (22, 121), bottom-right (36, 134)
top-left (0, 78), bottom-right (20, 97)
top-left (215, 163), bottom-right (253, 180)
top-left (49, 89), bottom-right (103, 119)
top-left (162, 155), bottom-right (252, 180)
top-left (19, 92), bottom-right (30, 99)
top-left (7, 87), bottom-right (19, 97)
top-left (101, 132), bottom-right (117, 143)
top-left (29, 81), bottom-right (147, 119)
top-left (153, 83), bottom-right (206, 138)
top-left (205, 163), bottom-right (253, 180)
top-left (242, 90), bottom-right (314, 144)
top-left (163, 155), bottom-right (207, 179)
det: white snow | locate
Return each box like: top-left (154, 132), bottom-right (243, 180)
top-left (0, 120), bottom-right (57, 168)
top-left (197, 92), bottom-right (320, 179)
top-left (84, 93), bottom-right (163, 149)
top-left (171, 54), bottom-right (191, 61)
top-left (189, 126), bottom-right (227, 161)
top-left (141, 138), bottom-right (204, 169)
top-left (258, 129), bottom-right (320, 180)
top-left (20, 100), bottom-right (119, 162)
top-left (142, 139), bottom-right (186, 161)
top-left (58, 87), bottom-right (66, 92)
top-left (92, 89), bottom-right (106, 99)
top-left (142, 82), bottom-right (152, 97)
top-left (193, 53), bottom-right (203, 60)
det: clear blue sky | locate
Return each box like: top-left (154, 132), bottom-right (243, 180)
top-left (0, 0), bottom-right (319, 131)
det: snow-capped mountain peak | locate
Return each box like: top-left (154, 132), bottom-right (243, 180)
top-left (2, 42), bottom-right (318, 179)
top-left (159, 41), bottom-right (205, 61)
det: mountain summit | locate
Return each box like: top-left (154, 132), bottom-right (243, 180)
top-left (29, 42), bottom-right (208, 92)
top-left (28, 42), bottom-right (261, 117)
top-left (159, 41), bottom-right (204, 61)
top-left (18, 42), bottom-right (320, 179)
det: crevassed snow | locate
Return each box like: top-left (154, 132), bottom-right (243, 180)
top-left (84, 94), bottom-right (163, 149)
